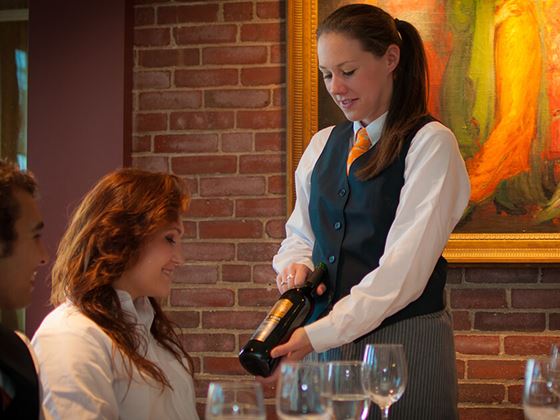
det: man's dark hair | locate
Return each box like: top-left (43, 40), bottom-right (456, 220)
top-left (0, 159), bottom-right (37, 257)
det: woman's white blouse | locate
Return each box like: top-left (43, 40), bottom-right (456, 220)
top-left (272, 116), bottom-right (471, 353)
top-left (31, 290), bottom-right (198, 420)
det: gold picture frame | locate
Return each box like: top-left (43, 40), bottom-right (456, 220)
top-left (285, 0), bottom-right (560, 263)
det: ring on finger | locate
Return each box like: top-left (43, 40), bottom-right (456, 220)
top-left (286, 273), bottom-right (294, 280)
top-left (280, 280), bottom-right (288, 286)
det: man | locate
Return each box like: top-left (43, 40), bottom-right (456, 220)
top-left (0, 159), bottom-right (48, 419)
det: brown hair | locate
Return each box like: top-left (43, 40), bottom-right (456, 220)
top-left (0, 159), bottom-right (38, 258)
top-left (51, 168), bottom-right (193, 388)
top-left (317, 3), bottom-right (429, 179)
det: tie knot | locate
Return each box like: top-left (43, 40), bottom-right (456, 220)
top-left (355, 128), bottom-right (370, 149)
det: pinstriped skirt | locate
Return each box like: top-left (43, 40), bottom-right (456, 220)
top-left (308, 309), bottom-right (459, 420)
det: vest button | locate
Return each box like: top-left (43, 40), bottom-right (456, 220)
top-left (334, 221), bottom-right (342, 230)
top-left (328, 255), bottom-right (336, 263)
top-left (338, 188), bottom-right (346, 197)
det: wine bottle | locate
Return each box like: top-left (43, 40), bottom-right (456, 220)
top-left (238, 262), bottom-right (327, 377)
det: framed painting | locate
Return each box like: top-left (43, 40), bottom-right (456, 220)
top-left (286, 0), bottom-right (560, 263)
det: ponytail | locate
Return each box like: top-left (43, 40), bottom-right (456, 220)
top-left (357, 18), bottom-right (429, 180)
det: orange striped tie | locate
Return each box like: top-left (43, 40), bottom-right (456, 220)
top-left (347, 127), bottom-right (371, 175)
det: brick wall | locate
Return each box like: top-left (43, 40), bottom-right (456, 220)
top-left (131, 1), bottom-right (560, 418)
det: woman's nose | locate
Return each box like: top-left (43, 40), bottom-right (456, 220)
top-left (329, 74), bottom-right (347, 95)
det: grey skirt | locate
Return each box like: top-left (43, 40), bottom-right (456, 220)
top-left (308, 309), bottom-right (458, 420)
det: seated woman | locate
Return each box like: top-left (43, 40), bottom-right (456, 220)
top-left (32, 169), bottom-right (198, 419)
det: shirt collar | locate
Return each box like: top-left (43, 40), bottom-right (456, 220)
top-left (352, 112), bottom-right (387, 147)
top-left (114, 289), bottom-right (155, 331)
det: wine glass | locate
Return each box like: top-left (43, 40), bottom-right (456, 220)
top-left (548, 344), bottom-right (560, 398)
top-left (523, 358), bottom-right (559, 420)
top-left (361, 344), bottom-right (407, 420)
top-left (206, 381), bottom-right (266, 419)
top-left (276, 361), bottom-right (332, 419)
top-left (324, 361), bottom-right (369, 419)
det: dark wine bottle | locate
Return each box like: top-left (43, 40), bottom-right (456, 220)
top-left (238, 262), bottom-right (327, 377)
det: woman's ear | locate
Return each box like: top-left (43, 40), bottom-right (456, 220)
top-left (385, 44), bottom-right (400, 73)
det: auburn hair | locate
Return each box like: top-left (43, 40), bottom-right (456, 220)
top-left (318, 4), bottom-right (430, 180)
top-left (51, 168), bottom-right (193, 388)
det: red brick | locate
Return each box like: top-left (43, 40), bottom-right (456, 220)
top-left (257, 2), bottom-right (285, 19)
top-left (451, 310), bottom-right (471, 330)
top-left (450, 289), bottom-right (507, 309)
top-left (202, 310), bottom-right (266, 329)
top-left (458, 383), bottom-right (505, 404)
top-left (173, 265), bottom-right (218, 284)
top-left (157, 4), bottom-right (218, 24)
top-left (132, 156), bottom-right (168, 172)
top-left (170, 288), bottom-right (234, 307)
top-left (456, 359), bottom-right (465, 379)
top-left (204, 357), bottom-right (245, 375)
top-left (182, 221), bottom-right (196, 238)
top-left (270, 43), bottom-right (284, 64)
top-left (468, 359), bottom-right (526, 380)
top-left (253, 264), bottom-right (277, 285)
top-left (132, 135), bottom-right (151, 153)
top-left (134, 6), bottom-right (155, 26)
top-left (175, 69), bottom-right (238, 87)
top-left (241, 23), bottom-right (283, 42)
top-left (133, 71), bottom-right (170, 89)
top-left (446, 267), bottom-right (463, 284)
top-left (268, 175), bottom-right (286, 194)
top-left (507, 384), bottom-right (523, 404)
top-left (184, 177), bottom-right (199, 196)
top-left (504, 335), bottom-right (560, 355)
top-left (203, 46), bottom-right (267, 65)
top-left (551, 313), bottom-right (560, 330)
top-left (255, 132), bottom-right (284, 151)
top-left (134, 112), bottom-right (167, 132)
top-left (241, 66), bottom-right (285, 85)
top-left (183, 242), bottom-right (236, 261)
top-left (465, 268), bottom-right (538, 283)
top-left (511, 289), bottom-right (560, 309)
top-left (266, 219), bottom-right (285, 239)
top-left (170, 111), bottom-right (234, 130)
top-left (172, 155), bottom-right (237, 175)
top-left (238, 288), bottom-right (279, 307)
top-left (188, 199), bottom-right (234, 218)
top-left (238, 110), bottom-right (283, 129)
top-left (542, 268), bottom-right (560, 283)
top-left (454, 335), bottom-right (500, 355)
top-left (205, 89), bottom-right (270, 108)
top-left (134, 28), bottom-right (170, 47)
top-left (180, 333), bottom-right (235, 352)
top-left (199, 220), bottom-right (263, 239)
top-left (236, 198), bottom-right (284, 217)
top-left (475, 312), bottom-right (545, 332)
top-left (139, 91), bottom-right (201, 110)
top-left (273, 87), bottom-right (284, 107)
top-left (138, 48), bottom-right (199, 68)
top-left (238, 242), bottom-right (279, 262)
top-left (165, 310), bottom-right (199, 328)
top-left (222, 264), bottom-right (251, 283)
top-left (200, 176), bottom-right (266, 197)
top-left (458, 408), bottom-right (523, 420)
top-left (174, 25), bottom-right (237, 45)
top-left (154, 134), bottom-right (218, 153)
top-left (221, 133), bottom-right (253, 152)
top-left (240, 154), bottom-right (284, 173)
top-left (224, 2), bottom-right (253, 21)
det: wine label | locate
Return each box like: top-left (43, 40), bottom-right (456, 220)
top-left (251, 298), bottom-right (293, 342)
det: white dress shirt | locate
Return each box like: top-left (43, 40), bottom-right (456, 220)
top-left (31, 290), bottom-right (198, 420)
top-left (272, 114), bottom-right (470, 353)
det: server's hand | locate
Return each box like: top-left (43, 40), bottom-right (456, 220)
top-left (276, 263), bottom-right (326, 295)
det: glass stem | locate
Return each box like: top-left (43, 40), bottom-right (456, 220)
top-left (381, 405), bottom-right (390, 420)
